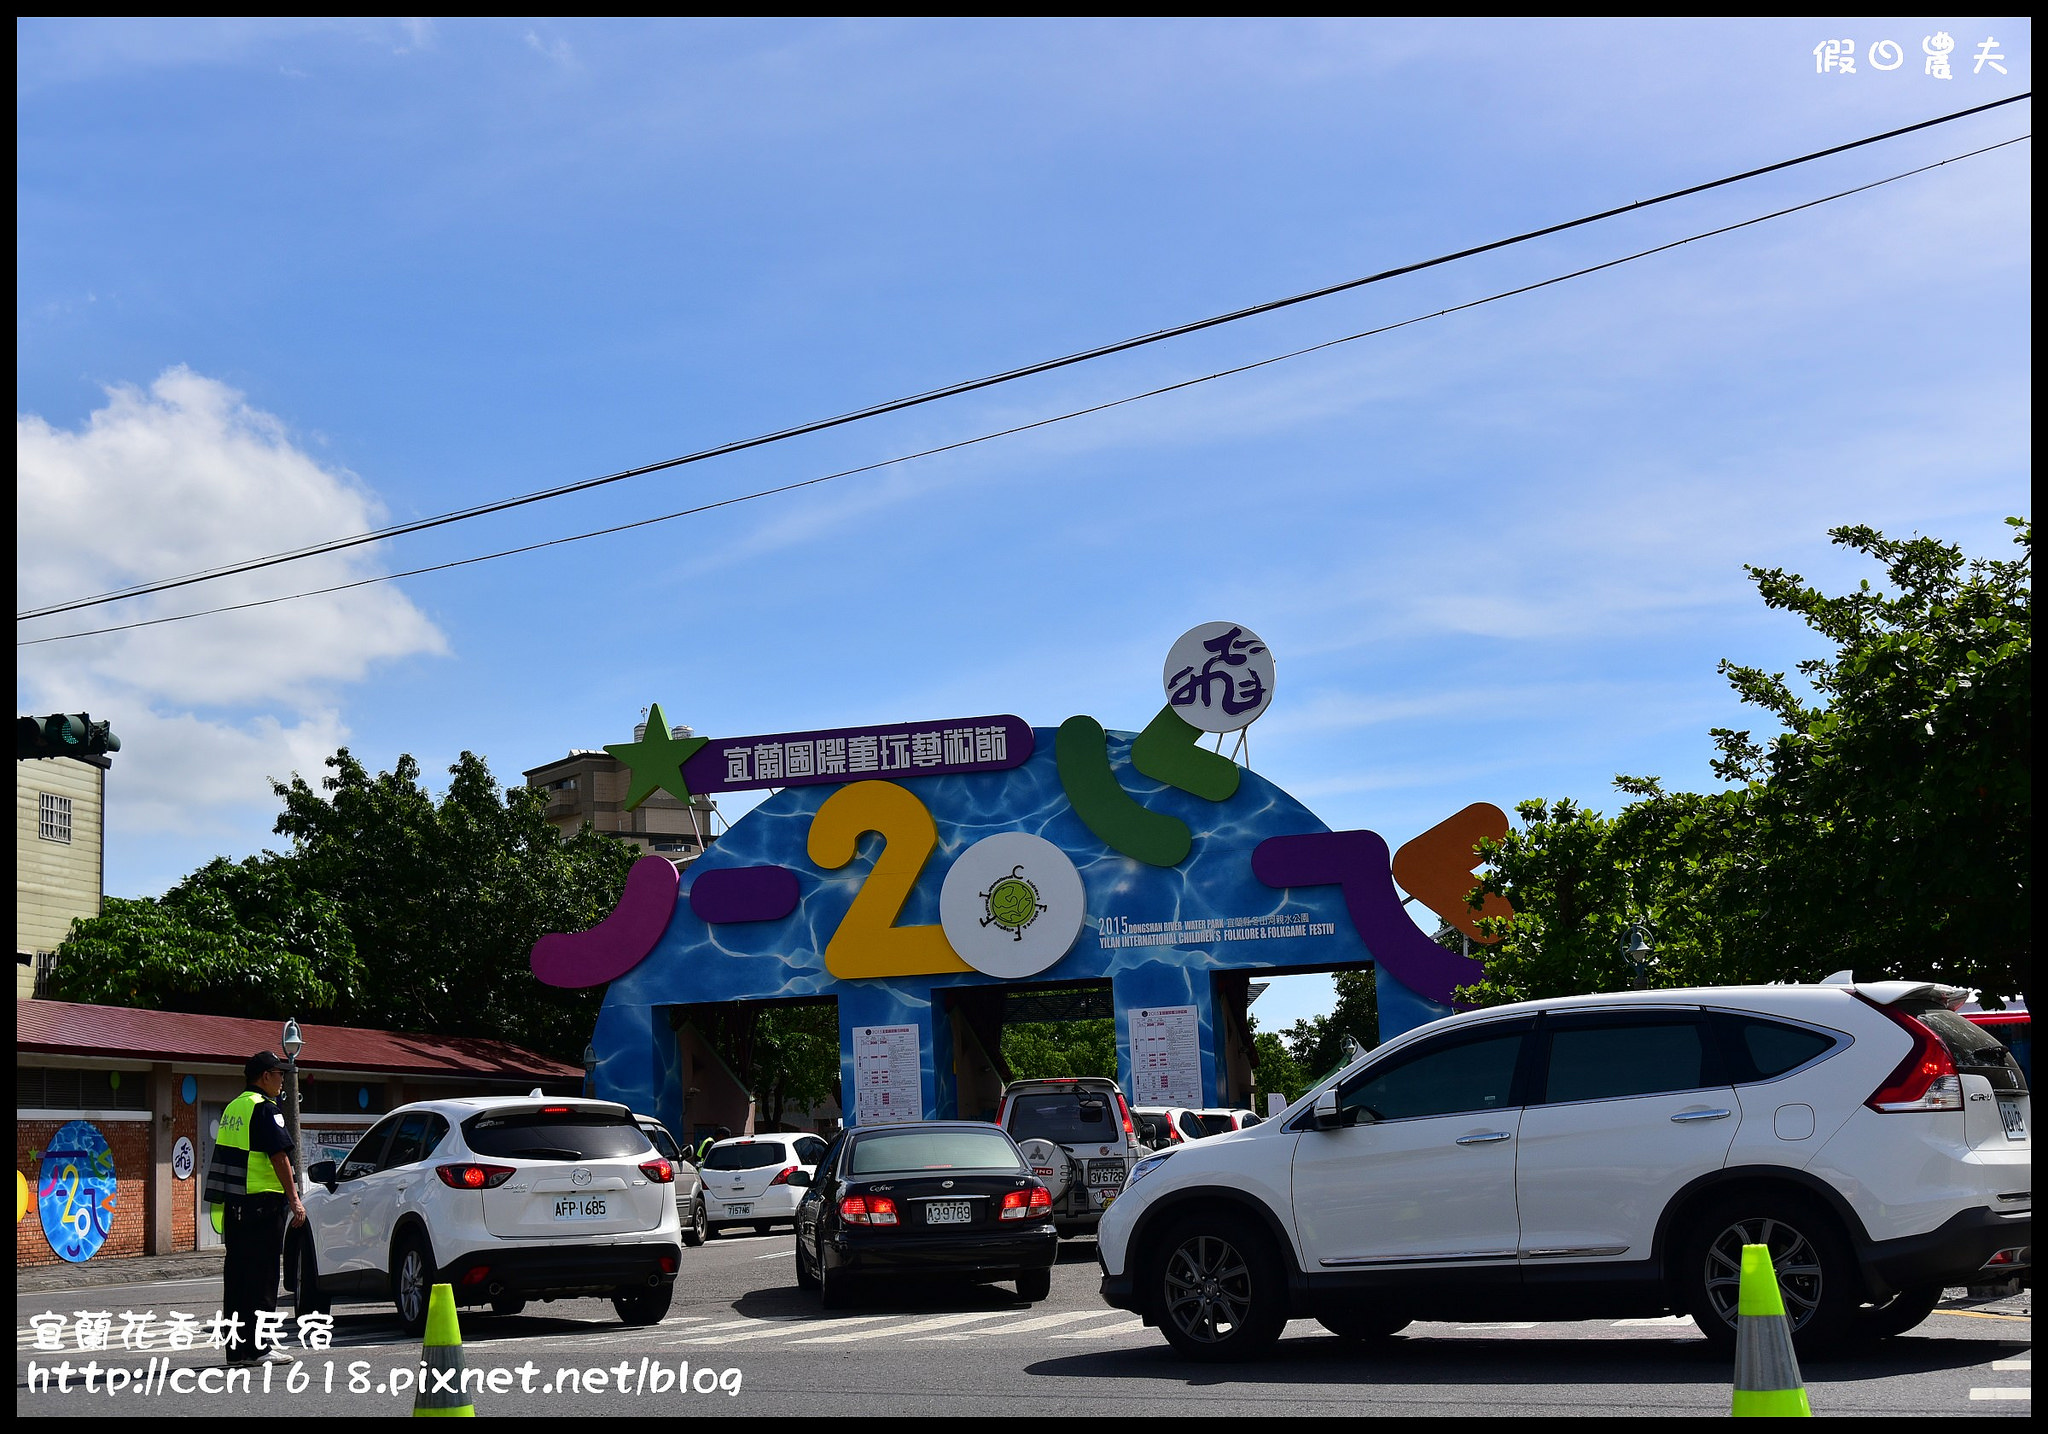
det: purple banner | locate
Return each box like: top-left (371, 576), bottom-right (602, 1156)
top-left (680, 715), bottom-right (1034, 795)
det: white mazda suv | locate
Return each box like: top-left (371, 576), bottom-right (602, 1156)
top-left (1096, 981), bottom-right (2030, 1358)
top-left (292, 1096), bottom-right (684, 1333)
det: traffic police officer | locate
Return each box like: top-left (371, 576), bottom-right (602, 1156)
top-left (202, 1051), bottom-right (308, 1365)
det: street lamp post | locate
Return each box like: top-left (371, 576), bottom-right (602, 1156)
top-left (281, 1018), bottom-right (305, 1161)
top-left (1624, 925), bottom-right (1655, 990)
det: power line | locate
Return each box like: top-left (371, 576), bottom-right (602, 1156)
top-left (19, 132), bottom-right (2027, 650)
top-left (16, 92), bottom-right (2030, 625)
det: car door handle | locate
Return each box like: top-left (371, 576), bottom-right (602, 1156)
top-left (1455, 1132), bottom-right (1513, 1145)
top-left (1670, 1109), bottom-right (1733, 1123)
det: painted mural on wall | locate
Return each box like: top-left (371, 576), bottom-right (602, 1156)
top-left (37, 1120), bottom-right (118, 1262)
top-left (537, 625), bottom-right (1513, 1133)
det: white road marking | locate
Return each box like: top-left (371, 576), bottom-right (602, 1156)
top-left (1454, 1322), bottom-right (1538, 1330)
top-left (971, 1309), bottom-right (1132, 1336)
top-left (1970, 1389), bottom-right (2030, 1401)
top-left (753, 1250), bottom-right (796, 1259)
top-left (1613, 1316), bottom-right (1693, 1327)
top-left (791, 1310), bottom-right (1016, 1343)
top-left (682, 1315), bottom-right (895, 1345)
top-left (1991, 1359), bottom-right (2031, 1371)
top-left (1050, 1316), bottom-right (1148, 1339)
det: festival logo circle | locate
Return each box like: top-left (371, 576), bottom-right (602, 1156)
top-left (1163, 621), bottom-right (1275, 732)
top-left (37, 1119), bottom-right (118, 1263)
top-left (939, 832), bottom-right (1086, 979)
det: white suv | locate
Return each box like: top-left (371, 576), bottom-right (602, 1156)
top-left (293, 1096), bottom-right (683, 1333)
top-left (1096, 982), bottom-right (2030, 1358)
top-left (999, 1077), bottom-right (1142, 1236)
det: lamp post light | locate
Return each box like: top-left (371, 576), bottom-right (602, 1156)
top-left (281, 1018), bottom-right (305, 1159)
top-left (582, 1042), bottom-right (598, 1099)
top-left (1624, 925), bottom-right (1655, 990)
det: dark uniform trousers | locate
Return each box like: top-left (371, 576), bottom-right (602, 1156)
top-left (223, 1193), bottom-right (290, 1362)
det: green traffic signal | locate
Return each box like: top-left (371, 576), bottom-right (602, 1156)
top-left (15, 712), bottom-right (120, 761)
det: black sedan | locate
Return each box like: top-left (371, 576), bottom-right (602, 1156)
top-left (793, 1122), bottom-right (1059, 1308)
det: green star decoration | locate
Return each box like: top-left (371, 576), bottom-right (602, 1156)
top-left (605, 702), bottom-right (709, 811)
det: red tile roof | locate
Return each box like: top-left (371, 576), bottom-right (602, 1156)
top-left (16, 1000), bottom-right (581, 1081)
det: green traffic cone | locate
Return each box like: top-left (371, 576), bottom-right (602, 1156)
top-left (1732, 1243), bottom-right (1812, 1416)
top-left (414, 1283), bottom-right (475, 1418)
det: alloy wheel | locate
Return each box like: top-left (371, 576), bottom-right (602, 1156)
top-left (1162, 1234), bottom-right (1254, 1343)
top-left (1703, 1215), bottom-right (1823, 1333)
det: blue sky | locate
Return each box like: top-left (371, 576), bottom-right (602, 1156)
top-left (16, 19), bottom-right (2032, 1032)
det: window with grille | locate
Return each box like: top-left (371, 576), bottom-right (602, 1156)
top-left (38, 792), bottom-right (73, 844)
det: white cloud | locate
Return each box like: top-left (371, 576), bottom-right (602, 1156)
top-left (16, 367), bottom-right (447, 835)
top-left (523, 30), bottom-right (577, 69)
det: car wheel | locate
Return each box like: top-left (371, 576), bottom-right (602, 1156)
top-left (293, 1236), bottom-right (330, 1318)
top-left (1151, 1217), bottom-right (1288, 1360)
top-left (612, 1284), bottom-right (674, 1326)
top-left (1852, 1283), bottom-right (1944, 1341)
top-left (1016, 1268), bottom-right (1052, 1302)
top-left (680, 1195), bottom-right (708, 1248)
top-left (390, 1230), bottom-right (436, 1337)
top-left (795, 1234), bottom-right (820, 1291)
top-left (490, 1295), bottom-right (527, 1317)
top-left (1681, 1194), bottom-right (1856, 1353)
top-left (1316, 1309), bottom-right (1410, 1342)
top-left (819, 1252), bottom-right (859, 1311)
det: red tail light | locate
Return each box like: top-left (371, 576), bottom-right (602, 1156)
top-left (541, 1106), bottom-right (571, 1114)
top-left (1001, 1185), bottom-right (1054, 1220)
top-left (840, 1195), bottom-right (898, 1227)
top-left (435, 1162), bottom-right (516, 1189)
top-left (640, 1157), bottom-right (675, 1184)
top-left (769, 1164), bottom-right (799, 1186)
top-left (1865, 1002), bottom-right (1964, 1112)
top-left (1114, 1092), bottom-right (1136, 1143)
top-left (459, 1266), bottom-right (491, 1285)
top-left (658, 1255), bottom-right (677, 1274)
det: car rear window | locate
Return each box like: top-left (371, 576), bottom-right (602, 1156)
top-left (1542, 1021), bottom-right (1710, 1104)
top-left (1194, 1114), bottom-right (1235, 1137)
top-left (849, 1130), bottom-right (1023, 1175)
top-left (641, 1125), bottom-right (684, 1162)
top-left (1006, 1091), bottom-right (1117, 1144)
top-left (1908, 1005), bottom-right (2029, 1091)
top-left (463, 1110), bottom-right (651, 1161)
top-left (704, 1141), bottom-right (792, 1171)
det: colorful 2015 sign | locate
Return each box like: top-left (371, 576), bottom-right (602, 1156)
top-left (38, 1120), bottom-right (118, 1263)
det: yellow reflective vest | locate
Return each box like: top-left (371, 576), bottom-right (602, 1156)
top-left (201, 1089), bottom-right (286, 1203)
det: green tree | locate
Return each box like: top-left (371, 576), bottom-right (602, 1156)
top-left (1002, 1018), bottom-right (1118, 1079)
top-left (267, 748), bottom-right (637, 1060)
top-left (1460, 518), bottom-right (2031, 1009)
top-left (1251, 1029), bottom-right (1308, 1106)
top-left (1280, 970), bottom-right (1380, 1081)
top-left (51, 857), bottom-right (360, 1020)
top-left (749, 1004), bottom-right (841, 1130)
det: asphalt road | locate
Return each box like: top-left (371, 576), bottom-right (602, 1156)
top-left (16, 1229), bottom-right (2031, 1416)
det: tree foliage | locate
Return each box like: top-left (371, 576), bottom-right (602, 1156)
top-left (56, 748), bottom-right (636, 1062)
top-left (1279, 970), bottom-right (1380, 1082)
top-left (1002, 1018), bottom-right (1118, 1080)
top-left (1461, 519), bottom-right (2031, 1009)
top-left (749, 1005), bottom-right (841, 1129)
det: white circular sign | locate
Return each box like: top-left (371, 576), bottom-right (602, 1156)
top-left (939, 832), bottom-right (1087, 980)
top-left (1162, 622), bottom-right (1275, 732)
top-left (171, 1136), bottom-right (195, 1181)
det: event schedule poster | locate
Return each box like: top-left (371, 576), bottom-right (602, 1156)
top-left (1128, 1005), bottom-right (1202, 1107)
top-left (852, 1024), bottom-right (922, 1126)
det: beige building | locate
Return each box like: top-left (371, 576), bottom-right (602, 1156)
top-left (16, 753), bottom-right (106, 998)
top-left (524, 719), bottom-right (719, 866)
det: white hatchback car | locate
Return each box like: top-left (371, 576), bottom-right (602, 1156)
top-left (1097, 981), bottom-right (2031, 1358)
top-left (293, 1096), bottom-right (683, 1333)
top-left (700, 1132), bottom-right (831, 1236)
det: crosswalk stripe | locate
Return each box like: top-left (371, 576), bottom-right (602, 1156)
top-left (1454, 1322), bottom-right (1538, 1330)
top-left (971, 1309), bottom-right (1131, 1337)
top-left (683, 1315), bottom-right (895, 1345)
top-left (1970, 1389), bottom-right (2030, 1401)
top-left (1050, 1316), bottom-right (1147, 1339)
top-left (1991, 1359), bottom-right (2031, 1371)
top-left (1612, 1316), bottom-right (1692, 1327)
top-left (791, 1310), bottom-right (1015, 1343)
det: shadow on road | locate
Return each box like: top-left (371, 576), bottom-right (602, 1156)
top-left (1025, 1333), bottom-right (2011, 1388)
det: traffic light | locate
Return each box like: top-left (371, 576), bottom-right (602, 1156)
top-left (16, 713), bottom-right (121, 762)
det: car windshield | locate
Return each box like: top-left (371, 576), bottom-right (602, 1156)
top-left (1195, 1114), bottom-right (1236, 1136)
top-left (704, 1141), bottom-right (792, 1171)
top-left (849, 1130), bottom-right (1023, 1176)
top-left (463, 1110), bottom-right (650, 1161)
top-left (1006, 1090), bottom-right (1116, 1144)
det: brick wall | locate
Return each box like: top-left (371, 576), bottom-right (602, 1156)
top-left (172, 1094), bottom-right (199, 1252)
top-left (17, 1118), bottom-right (150, 1268)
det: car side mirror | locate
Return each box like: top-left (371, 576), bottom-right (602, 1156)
top-left (1310, 1089), bottom-right (1343, 1131)
top-left (309, 1159), bottom-right (338, 1192)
